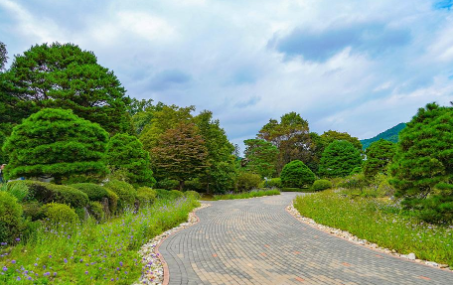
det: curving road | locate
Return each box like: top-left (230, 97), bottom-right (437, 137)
top-left (159, 193), bottom-right (453, 285)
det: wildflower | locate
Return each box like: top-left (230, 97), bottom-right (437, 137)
top-left (11, 260), bottom-right (16, 264)
top-left (16, 277), bottom-right (21, 281)
top-left (64, 258), bottom-right (68, 263)
top-left (2, 266), bottom-right (7, 271)
top-left (85, 271), bottom-right (88, 275)
top-left (119, 261), bottom-right (123, 267)
top-left (53, 272), bottom-right (57, 276)
top-left (16, 238), bottom-right (20, 242)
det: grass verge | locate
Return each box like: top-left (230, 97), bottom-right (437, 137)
top-left (211, 189), bottom-right (280, 201)
top-left (0, 197), bottom-right (199, 284)
top-left (293, 191), bottom-right (453, 267)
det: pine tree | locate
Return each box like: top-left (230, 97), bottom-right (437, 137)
top-left (319, 140), bottom-right (362, 178)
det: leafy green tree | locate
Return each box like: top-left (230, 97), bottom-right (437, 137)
top-left (305, 132), bottom-right (327, 175)
top-left (106, 133), bottom-right (156, 187)
top-left (363, 139), bottom-right (396, 178)
top-left (0, 41), bottom-right (7, 71)
top-left (151, 122), bottom-right (208, 191)
top-left (129, 98), bottom-right (165, 135)
top-left (0, 130), bottom-right (7, 164)
top-left (258, 112), bottom-right (311, 173)
top-left (321, 130), bottom-right (362, 151)
top-left (319, 140), bottom-right (362, 178)
top-left (194, 110), bottom-right (236, 193)
top-left (2, 108), bottom-right (109, 184)
top-left (390, 103), bottom-right (453, 222)
top-left (243, 139), bottom-right (279, 178)
top-left (1, 43), bottom-right (131, 134)
top-left (280, 160), bottom-right (315, 188)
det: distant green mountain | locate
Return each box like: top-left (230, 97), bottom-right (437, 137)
top-left (360, 123), bottom-right (406, 150)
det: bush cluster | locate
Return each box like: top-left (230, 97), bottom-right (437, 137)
top-left (312, 180), bottom-right (332, 191)
top-left (0, 191), bottom-right (23, 244)
top-left (236, 173), bottom-right (261, 191)
top-left (265, 178), bottom-right (281, 189)
top-left (42, 203), bottom-right (79, 226)
top-left (70, 183), bottom-right (109, 202)
top-left (137, 187), bottom-right (157, 206)
top-left (23, 180), bottom-right (89, 208)
top-left (104, 180), bottom-right (137, 211)
top-left (184, 190), bottom-right (201, 200)
top-left (281, 160), bottom-right (315, 189)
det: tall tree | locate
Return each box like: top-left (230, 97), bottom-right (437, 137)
top-left (0, 41), bottom-right (7, 71)
top-left (2, 108), bottom-right (109, 184)
top-left (1, 43), bottom-right (131, 135)
top-left (319, 140), bottom-right (362, 178)
top-left (106, 133), bottom-right (156, 187)
top-left (363, 139), bottom-right (396, 178)
top-left (243, 139), bottom-right (279, 178)
top-left (151, 122), bottom-right (208, 190)
top-left (305, 132), bottom-right (327, 175)
top-left (128, 98), bottom-right (165, 135)
top-left (321, 130), bottom-right (362, 151)
top-left (258, 112), bottom-right (311, 173)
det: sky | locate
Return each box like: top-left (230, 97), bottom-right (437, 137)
top-left (1, 0), bottom-right (453, 151)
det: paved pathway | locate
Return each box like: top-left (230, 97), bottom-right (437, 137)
top-left (160, 193), bottom-right (453, 285)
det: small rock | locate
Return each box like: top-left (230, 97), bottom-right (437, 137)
top-left (408, 253), bottom-right (416, 260)
top-left (425, 261), bottom-right (438, 267)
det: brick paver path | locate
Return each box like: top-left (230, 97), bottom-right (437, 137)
top-left (160, 193), bottom-right (453, 285)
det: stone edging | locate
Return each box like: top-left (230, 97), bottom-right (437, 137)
top-left (286, 201), bottom-right (452, 272)
top-left (133, 203), bottom-right (211, 285)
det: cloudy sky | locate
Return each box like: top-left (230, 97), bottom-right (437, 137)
top-left (1, 0), bottom-right (452, 150)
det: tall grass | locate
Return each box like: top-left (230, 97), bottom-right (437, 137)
top-left (0, 197), bottom-right (199, 284)
top-left (213, 189), bottom-right (280, 201)
top-left (0, 182), bottom-right (29, 202)
top-left (293, 191), bottom-right (453, 267)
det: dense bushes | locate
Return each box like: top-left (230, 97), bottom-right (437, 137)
top-left (0, 191), bottom-right (23, 244)
top-left (71, 183), bottom-right (109, 201)
top-left (104, 180), bottom-right (137, 211)
top-left (137, 187), bottom-right (157, 206)
top-left (155, 189), bottom-right (185, 201)
top-left (281, 160), bottom-right (315, 188)
top-left (266, 178), bottom-right (281, 189)
top-left (312, 179), bottom-right (332, 191)
top-left (88, 202), bottom-right (105, 221)
top-left (22, 201), bottom-right (44, 221)
top-left (23, 180), bottom-right (89, 208)
top-left (42, 203), bottom-right (79, 225)
top-left (237, 172), bottom-right (261, 191)
top-left (155, 179), bottom-right (179, 190)
top-left (170, 190), bottom-right (184, 199)
top-left (184, 190), bottom-right (201, 200)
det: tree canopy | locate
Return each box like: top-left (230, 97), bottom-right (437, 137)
top-left (106, 133), bottom-right (156, 187)
top-left (2, 108), bottom-right (109, 184)
top-left (321, 130), bottom-right (362, 151)
top-left (0, 41), bottom-right (7, 71)
top-left (243, 139), bottom-right (278, 178)
top-left (280, 160), bottom-right (315, 188)
top-left (363, 139), bottom-right (396, 178)
top-left (1, 43), bottom-right (131, 135)
top-left (319, 140), bottom-right (362, 178)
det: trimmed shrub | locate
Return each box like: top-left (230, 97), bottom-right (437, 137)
top-left (155, 179), bottom-right (179, 190)
top-left (266, 178), bottom-right (281, 189)
top-left (23, 180), bottom-right (89, 208)
top-left (88, 201), bottom-right (105, 222)
top-left (170, 190), bottom-right (184, 199)
top-left (104, 180), bottom-right (137, 211)
top-left (184, 179), bottom-right (204, 191)
top-left (105, 189), bottom-right (118, 215)
top-left (237, 173), bottom-right (262, 191)
top-left (22, 201), bottom-right (45, 221)
top-left (137, 187), bottom-right (157, 206)
top-left (42, 203), bottom-right (79, 225)
top-left (0, 191), bottom-right (23, 244)
top-left (184, 191), bottom-right (201, 200)
top-left (312, 180), bottom-right (332, 191)
top-left (155, 189), bottom-right (172, 200)
top-left (281, 160), bottom-right (315, 188)
top-left (70, 183), bottom-right (109, 201)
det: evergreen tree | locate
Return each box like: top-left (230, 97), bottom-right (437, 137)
top-left (2, 108), bottom-right (109, 183)
top-left (321, 130), bottom-right (362, 151)
top-left (280, 160), bottom-right (315, 188)
top-left (243, 139), bottom-right (278, 178)
top-left (363, 139), bottom-right (396, 178)
top-left (106, 133), bottom-right (156, 187)
top-left (1, 43), bottom-right (131, 135)
top-left (319, 140), bottom-right (362, 178)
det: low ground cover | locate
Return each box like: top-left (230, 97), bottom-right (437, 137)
top-left (0, 196), bottom-right (199, 284)
top-left (203, 189), bottom-right (280, 201)
top-left (293, 190), bottom-right (453, 267)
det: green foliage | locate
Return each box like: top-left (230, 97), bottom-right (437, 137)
top-left (390, 103), bottom-right (453, 200)
top-left (236, 172), bottom-right (262, 191)
top-left (312, 179), bottom-right (332, 191)
top-left (155, 179), bottom-right (179, 190)
top-left (2, 108), bottom-right (109, 183)
top-left (136, 187), bottom-right (157, 206)
top-left (23, 180), bottom-right (89, 208)
top-left (0, 41), bottom-right (7, 71)
top-left (155, 189), bottom-right (172, 200)
top-left (350, 166), bottom-right (362, 175)
top-left (70, 183), bottom-right (109, 202)
top-left (104, 180), bottom-right (137, 211)
top-left (319, 140), bottom-right (362, 178)
top-left (281, 188), bottom-right (315, 192)
top-left (266, 178), bottom-right (282, 189)
top-left (22, 201), bottom-right (44, 221)
top-left (361, 123), bottom-right (406, 150)
top-left (0, 191), bottom-right (23, 244)
top-left (293, 191), bottom-right (453, 267)
top-left (106, 133), bottom-right (156, 187)
top-left (321, 130), bottom-right (362, 150)
top-left (0, 130), bottom-right (7, 164)
top-left (184, 179), bottom-right (204, 191)
top-left (2, 181), bottom-right (30, 202)
top-left (42, 203), bottom-right (79, 226)
top-left (213, 189), bottom-right (280, 200)
top-left (1, 42), bottom-right (131, 134)
top-left (88, 201), bottom-right (105, 222)
top-left (105, 189), bottom-right (118, 215)
top-left (338, 174), bottom-right (368, 191)
top-left (258, 112), bottom-right (311, 173)
top-left (363, 139), bottom-right (396, 178)
top-left (280, 160), bottom-right (315, 188)
top-left (243, 139), bottom-right (278, 178)
top-left (170, 190), bottom-right (184, 199)
top-left (184, 190), bottom-right (201, 200)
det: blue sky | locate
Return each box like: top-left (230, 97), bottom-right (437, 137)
top-left (1, 0), bottom-right (452, 151)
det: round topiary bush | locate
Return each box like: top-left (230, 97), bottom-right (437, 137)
top-left (23, 181), bottom-right (89, 208)
top-left (0, 191), bottom-right (23, 244)
top-left (22, 201), bottom-right (45, 221)
top-left (105, 189), bottom-right (119, 215)
top-left (184, 190), bottom-right (201, 200)
top-left (104, 180), bottom-right (137, 211)
top-left (42, 203), bottom-right (79, 226)
top-left (70, 183), bottom-right (109, 201)
top-left (312, 179), bottom-right (332, 191)
top-left (236, 173), bottom-right (262, 191)
top-left (137, 187), bottom-right (157, 206)
top-left (170, 190), bottom-right (184, 199)
top-left (88, 201), bottom-right (105, 221)
top-left (319, 140), bottom-right (362, 178)
top-left (280, 160), bottom-right (315, 189)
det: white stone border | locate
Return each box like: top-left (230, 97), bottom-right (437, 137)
top-left (287, 201), bottom-right (451, 271)
top-left (133, 203), bottom-right (211, 285)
